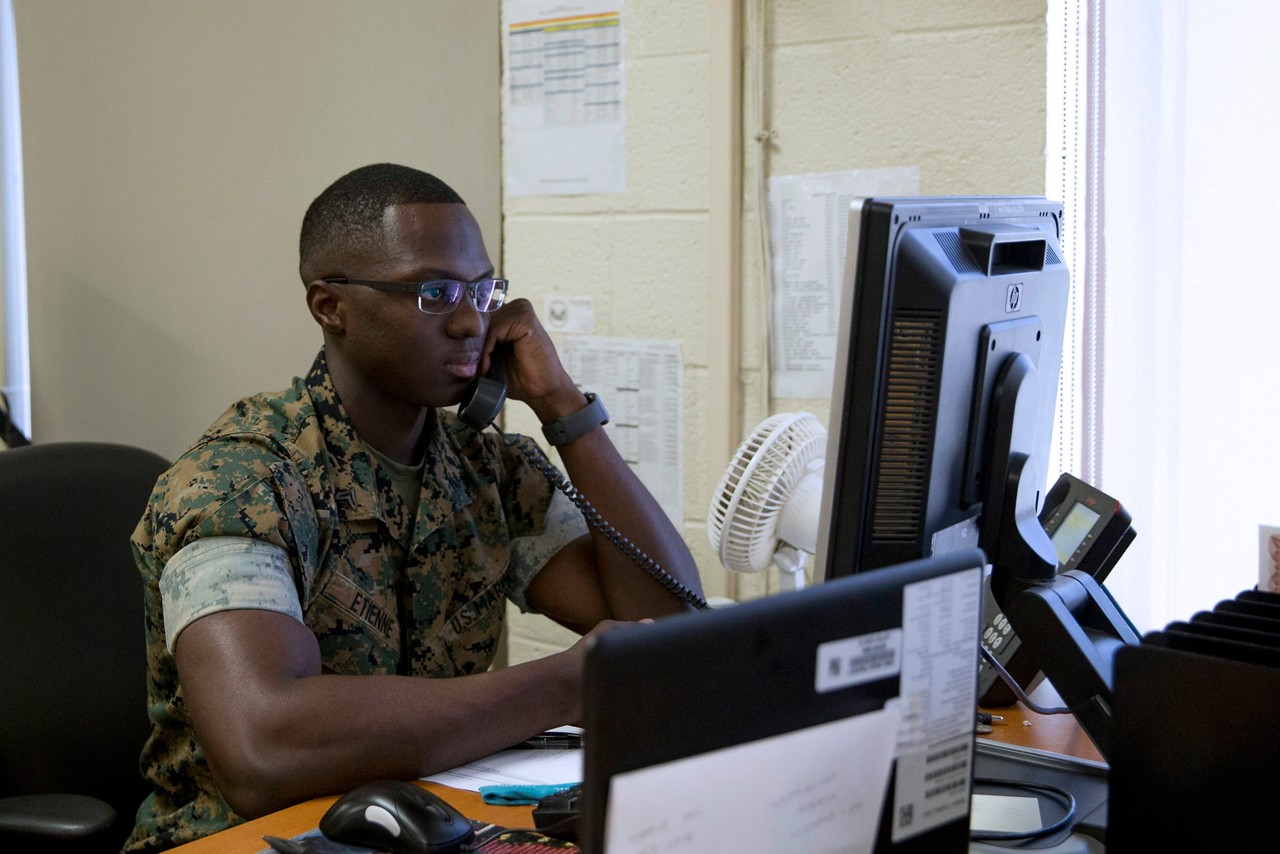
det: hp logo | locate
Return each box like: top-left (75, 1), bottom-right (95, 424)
top-left (1005, 283), bottom-right (1023, 313)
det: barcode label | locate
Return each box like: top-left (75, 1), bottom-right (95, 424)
top-left (814, 628), bottom-right (903, 693)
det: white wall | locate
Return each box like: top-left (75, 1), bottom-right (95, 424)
top-left (14, 0), bottom-right (501, 461)
top-left (502, 0), bottom-right (1048, 663)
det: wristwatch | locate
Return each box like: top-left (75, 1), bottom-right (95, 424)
top-left (541, 392), bottom-right (609, 446)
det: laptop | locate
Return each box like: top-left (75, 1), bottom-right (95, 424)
top-left (580, 549), bottom-right (986, 853)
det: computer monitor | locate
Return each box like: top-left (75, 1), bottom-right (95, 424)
top-left (816, 196), bottom-right (1139, 760)
top-left (815, 195), bottom-right (1069, 585)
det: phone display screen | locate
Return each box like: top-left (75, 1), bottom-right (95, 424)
top-left (1049, 502), bottom-right (1101, 565)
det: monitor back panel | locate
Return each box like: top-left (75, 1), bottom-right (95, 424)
top-left (581, 550), bottom-right (985, 853)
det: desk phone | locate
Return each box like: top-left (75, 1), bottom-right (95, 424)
top-left (979, 472), bottom-right (1135, 706)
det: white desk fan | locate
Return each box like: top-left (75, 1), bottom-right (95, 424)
top-left (706, 412), bottom-right (826, 591)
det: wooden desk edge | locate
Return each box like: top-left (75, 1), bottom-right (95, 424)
top-left (978, 701), bottom-right (1105, 765)
top-left (169, 782), bottom-right (535, 853)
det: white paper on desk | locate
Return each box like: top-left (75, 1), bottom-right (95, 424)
top-left (970, 794), bottom-right (1042, 833)
top-left (423, 748), bottom-right (583, 793)
top-left (604, 704), bottom-right (900, 854)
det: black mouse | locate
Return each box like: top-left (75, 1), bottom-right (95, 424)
top-left (318, 780), bottom-right (475, 854)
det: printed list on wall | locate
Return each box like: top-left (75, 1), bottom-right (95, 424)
top-left (503, 0), bottom-right (626, 196)
top-left (562, 337), bottom-right (683, 525)
top-left (767, 167), bottom-right (919, 399)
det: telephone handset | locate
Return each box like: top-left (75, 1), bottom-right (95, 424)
top-left (456, 346), bottom-right (708, 610)
top-left (458, 346), bottom-right (509, 432)
top-left (977, 472), bottom-right (1135, 706)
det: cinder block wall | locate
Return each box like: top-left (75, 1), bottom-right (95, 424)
top-left (502, 0), bottom-right (1047, 664)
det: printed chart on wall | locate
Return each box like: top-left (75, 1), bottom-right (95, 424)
top-left (767, 167), bottom-right (919, 398)
top-left (562, 337), bottom-right (683, 525)
top-left (503, 0), bottom-right (626, 196)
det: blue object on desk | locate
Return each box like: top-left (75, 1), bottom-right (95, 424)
top-left (480, 783), bottom-right (581, 806)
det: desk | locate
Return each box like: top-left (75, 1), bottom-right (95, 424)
top-left (169, 782), bottom-right (533, 853)
top-left (170, 701), bottom-right (1101, 853)
top-left (978, 700), bottom-right (1103, 764)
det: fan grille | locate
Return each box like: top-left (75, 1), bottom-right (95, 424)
top-left (707, 413), bottom-right (826, 574)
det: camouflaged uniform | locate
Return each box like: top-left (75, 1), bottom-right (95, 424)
top-left (124, 349), bottom-right (585, 853)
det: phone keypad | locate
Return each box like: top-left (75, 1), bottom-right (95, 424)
top-left (983, 613), bottom-right (1014, 656)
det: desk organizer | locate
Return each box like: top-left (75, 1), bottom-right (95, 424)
top-left (1108, 588), bottom-right (1280, 850)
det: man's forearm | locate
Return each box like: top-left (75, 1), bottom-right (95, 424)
top-left (178, 611), bottom-right (582, 819)
top-left (553, 425), bottom-right (704, 618)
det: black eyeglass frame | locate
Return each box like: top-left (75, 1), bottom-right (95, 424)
top-left (321, 276), bottom-right (509, 315)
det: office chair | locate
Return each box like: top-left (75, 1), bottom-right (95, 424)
top-left (0, 441), bottom-right (170, 851)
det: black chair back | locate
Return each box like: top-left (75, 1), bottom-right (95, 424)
top-left (0, 441), bottom-right (169, 850)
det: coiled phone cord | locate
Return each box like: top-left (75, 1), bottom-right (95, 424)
top-left (502, 431), bottom-right (710, 611)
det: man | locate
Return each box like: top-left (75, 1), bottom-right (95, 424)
top-left (125, 163), bottom-right (703, 852)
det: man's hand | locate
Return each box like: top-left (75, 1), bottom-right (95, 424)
top-left (481, 298), bottom-right (585, 424)
top-left (557, 618), bottom-right (647, 724)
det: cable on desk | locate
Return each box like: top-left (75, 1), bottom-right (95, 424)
top-left (979, 644), bottom-right (1070, 716)
top-left (970, 777), bottom-right (1077, 843)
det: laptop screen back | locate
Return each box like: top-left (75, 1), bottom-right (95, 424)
top-left (580, 549), bottom-right (985, 853)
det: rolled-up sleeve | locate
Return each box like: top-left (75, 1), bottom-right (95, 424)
top-left (159, 536), bottom-right (303, 652)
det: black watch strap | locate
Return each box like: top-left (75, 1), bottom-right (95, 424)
top-left (541, 392), bottom-right (609, 446)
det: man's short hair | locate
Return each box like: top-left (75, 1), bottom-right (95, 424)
top-left (299, 163), bottom-right (465, 282)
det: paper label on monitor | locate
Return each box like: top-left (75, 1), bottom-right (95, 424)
top-left (814, 629), bottom-right (902, 694)
top-left (930, 516), bottom-right (981, 557)
top-left (890, 567), bottom-right (982, 843)
top-left (891, 732), bottom-right (973, 841)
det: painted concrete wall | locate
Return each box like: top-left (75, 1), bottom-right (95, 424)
top-left (502, 0), bottom-right (1047, 663)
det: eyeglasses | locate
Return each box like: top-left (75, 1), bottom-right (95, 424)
top-left (322, 276), bottom-right (508, 315)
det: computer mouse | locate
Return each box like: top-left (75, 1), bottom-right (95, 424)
top-left (318, 779), bottom-right (475, 854)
